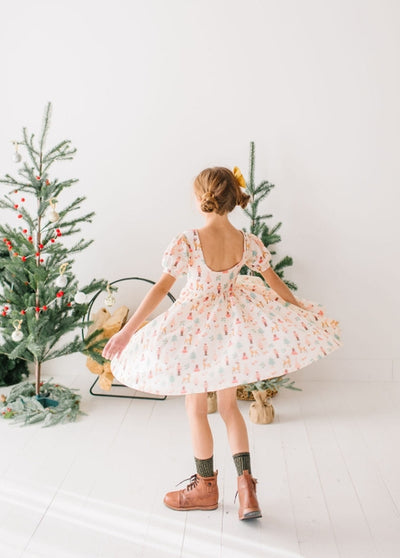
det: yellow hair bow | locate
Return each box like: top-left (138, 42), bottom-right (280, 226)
top-left (233, 166), bottom-right (247, 189)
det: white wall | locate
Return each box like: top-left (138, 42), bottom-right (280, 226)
top-left (1, 0), bottom-right (399, 379)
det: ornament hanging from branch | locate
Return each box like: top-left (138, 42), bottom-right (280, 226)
top-left (104, 283), bottom-right (116, 307)
top-left (11, 320), bottom-right (24, 342)
top-left (12, 141), bottom-right (22, 163)
top-left (74, 291), bottom-right (87, 304)
top-left (47, 198), bottom-right (59, 223)
top-left (55, 263), bottom-right (69, 288)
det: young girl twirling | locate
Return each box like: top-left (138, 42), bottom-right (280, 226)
top-left (102, 166), bottom-right (341, 520)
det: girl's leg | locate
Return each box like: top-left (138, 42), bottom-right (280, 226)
top-left (163, 392), bottom-right (218, 511)
top-left (217, 386), bottom-right (261, 520)
top-left (216, 386), bottom-right (249, 455)
top-left (185, 392), bottom-right (214, 463)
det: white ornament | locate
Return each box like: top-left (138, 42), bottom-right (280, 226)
top-left (11, 329), bottom-right (24, 342)
top-left (48, 198), bottom-right (60, 223)
top-left (104, 294), bottom-right (116, 307)
top-left (104, 283), bottom-right (116, 307)
top-left (74, 291), bottom-right (87, 304)
top-left (55, 275), bottom-right (68, 288)
top-left (13, 152), bottom-right (22, 163)
top-left (48, 208), bottom-right (60, 223)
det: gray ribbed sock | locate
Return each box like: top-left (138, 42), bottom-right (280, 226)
top-left (233, 452), bottom-right (251, 476)
top-left (194, 456), bottom-right (214, 477)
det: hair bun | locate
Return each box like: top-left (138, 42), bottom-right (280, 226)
top-left (237, 191), bottom-right (251, 209)
top-left (201, 191), bottom-right (219, 213)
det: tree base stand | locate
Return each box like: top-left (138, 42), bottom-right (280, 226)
top-left (35, 394), bottom-right (60, 408)
top-left (0, 379), bottom-right (84, 426)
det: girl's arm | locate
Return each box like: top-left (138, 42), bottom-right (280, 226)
top-left (102, 273), bottom-right (176, 360)
top-left (261, 267), bottom-right (305, 308)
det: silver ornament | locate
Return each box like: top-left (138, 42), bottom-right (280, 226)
top-left (55, 275), bottom-right (68, 288)
top-left (11, 329), bottom-right (24, 342)
top-left (48, 209), bottom-right (60, 223)
top-left (104, 294), bottom-right (116, 307)
top-left (74, 291), bottom-right (87, 304)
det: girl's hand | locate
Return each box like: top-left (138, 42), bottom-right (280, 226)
top-left (102, 327), bottom-right (134, 360)
top-left (293, 299), bottom-right (309, 311)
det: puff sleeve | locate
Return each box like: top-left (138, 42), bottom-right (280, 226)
top-left (245, 233), bottom-right (272, 272)
top-left (161, 232), bottom-right (190, 278)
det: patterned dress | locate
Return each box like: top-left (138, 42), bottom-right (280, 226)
top-left (110, 229), bottom-right (342, 395)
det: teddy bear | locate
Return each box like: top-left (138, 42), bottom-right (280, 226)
top-left (85, 306), bottom-right (129, 390)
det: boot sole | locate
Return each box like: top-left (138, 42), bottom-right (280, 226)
top-left (240, 510), bottom-right (262, 520)
top-left (164, 502), bottom-right (219, 511)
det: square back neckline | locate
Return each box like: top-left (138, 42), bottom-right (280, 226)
top-left (193, 229), bottom-right (246, 273)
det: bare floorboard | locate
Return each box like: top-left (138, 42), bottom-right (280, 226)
top-left (0, 355), bottom-right (399, 557)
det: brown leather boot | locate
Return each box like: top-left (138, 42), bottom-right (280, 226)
top-left (236, 470), bottom-right (262, 520)
top-left (164, 471), bottom-right (219, 511)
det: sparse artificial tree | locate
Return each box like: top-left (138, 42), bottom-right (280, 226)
top-left (0, 103), bottom-right (109, 419)
top-left (240, 141), bottom-right (302, 401)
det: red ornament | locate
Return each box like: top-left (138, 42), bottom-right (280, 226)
top-left (56, 291), bottom-right (64, 298)
top-left (20, 310), bottom-right (26, 315)
top-left (13, 252), bottom-right (18, 257)
top-left (17, 214), bottom-right (22, 219)
top-left (40, 258), bottom-right (44, 263)
top-left (35, 252), bottom-right (40, 257)
top-left (3, 238), bottom-right (7, 242)
top-left (21, 198), bottom-right (25, 202)
top-left (28, 236), bottom-right (33, 241)
top-left (67, 302), bottom-right (72, 307)
top-left (56, 230), bottom-right (62, 237)
top-left (36, 176), bottom-right (41, 180)
top-left (7, 246), bottom-right (12, 251)
top-left (35, 307), bottom-right (40, 312)
top-left (46, 179), bottom-right (50, 185)
top-left (42, 305), bottom-right (48, 311)
top-left (14, 204), bottom-right (19, 209)
top-left (50, 238), bottom-right (55, 243)
top-left (23, 229), bottom-right (28, 234)
top-left (39, 243), bottom-right (44, 249)
top-left (21, 256), bottom-right (27, 262)
top-left (4, 306), bottom-right (9, 311)
top-left (1, 311), bottom-right (6, 317)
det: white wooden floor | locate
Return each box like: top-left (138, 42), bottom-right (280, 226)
top-left (1, 354), bottom-right (400, 558)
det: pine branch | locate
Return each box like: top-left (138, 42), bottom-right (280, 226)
top-left (68, 239), bottom-right (94, 253)
top-left (44, 336), bottom-right (84, 361)
top-left (43, 139), bottom-right (76, 162)
top-left (273, 255), bottom-right (294, 272)
top-left (39, 102), bottom-right (52, 153)
top-left (22, 128), bottom-right (40, 173)
top-left (256, 213), bottom-right (273, 221)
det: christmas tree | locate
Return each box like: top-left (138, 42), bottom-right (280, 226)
top-left (240, 142), bottom-right (301, 396)
top-left (0, 103), bottom-right (109, 418)
top-left (241, 141), bottom-right (297, 291)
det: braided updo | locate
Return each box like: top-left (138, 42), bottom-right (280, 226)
top-left (194, 167), bottom-right (250, 215)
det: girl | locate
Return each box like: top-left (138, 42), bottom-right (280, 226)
top-left (102, 166), bottom-right (341, 520)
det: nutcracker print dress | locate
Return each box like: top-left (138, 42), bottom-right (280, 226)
top-left (110, 229), bottom-right (342, 395)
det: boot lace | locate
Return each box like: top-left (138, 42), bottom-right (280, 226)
top-left (176, 473), bottom-right (199, 491)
